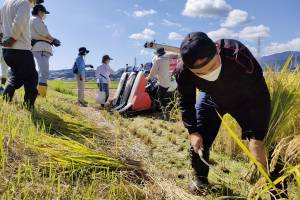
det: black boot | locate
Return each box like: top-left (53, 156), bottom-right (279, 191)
top-left (161, 106), bottom-right (169, 121)
top-left (189, 147), bottom-right (210, 195)
top-left (1, 78), bottom-right (7, 85)
top-left (3, 84), bottom-right (15, 102)
top-left (24, 91), bottom-right (38, 110)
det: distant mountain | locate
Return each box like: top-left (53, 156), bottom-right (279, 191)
top-left (49, 68), bottom-right (126, 80)
top-left (259, 51), bottom-right (300, 70)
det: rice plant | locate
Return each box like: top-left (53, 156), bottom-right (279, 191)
top-left (265, 56), bottom-right (300, 150)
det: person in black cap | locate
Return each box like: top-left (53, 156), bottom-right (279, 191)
top-left (147, 48), bottom-right (172, 120)
top-left (176, 32), bottom-right (287, 198)
top-left (73, 47), bottom-right (93, 106)
top-left (0, 0), bottom-right (46, 109)
top-left (31, 4), bottom-right (61, 97)
top-left (95, 55), bottom-right (115, 106)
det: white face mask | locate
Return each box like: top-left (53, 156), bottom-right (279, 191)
top-left (198, 64), bottom-right (222, 81)
top-left (42, 15), bottom-right (47, 20)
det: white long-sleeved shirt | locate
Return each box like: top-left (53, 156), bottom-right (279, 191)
top-left (96, 64), bottom-right (115, 84)
top-left (148, 55), bottom-right (172, 88)
top-left (0, 9), bottom-right (3, 35)
top-left (30, 16), bottom-right (53, 54)
top-left (1, 0), bottom-right (32, 50)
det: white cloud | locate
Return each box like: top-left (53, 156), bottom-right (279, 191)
top-left (129, 28), bottom-right (156, 40)
top-left (239, 25), bottom-right (270, 41)
top-left (221, 9), bottom-right (254, 28)
top-left (207, 28), bottom-right (237, 41)
top-left (168, 32), bottom-right (184, 40)
top-left (182, 0), bottom-right (232, 18)
top-left (133, 9), bottom-right (157, 17)
top-left (148, 22), bottom-right (154, 27)
top-left (264, 38), bottom-right (300, 55)
top-left (162, 19), bottom-right (182, 27)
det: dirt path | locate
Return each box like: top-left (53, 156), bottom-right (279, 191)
top-left (76, 92), bottom-right (201, 200)
top-left (76, 89), bottom-right (254, 200)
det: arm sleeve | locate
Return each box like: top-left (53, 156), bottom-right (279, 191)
top-left (108, 65), bottom-right (115, 74)
top-left (0, 10), bottom-right (3, 34)
top-left (95, 66), bottom-right (100, 79)
top-left (32, 18), bottom-right (51, 38)
top-left (11, 2), bottom-right (30, 40)
top-left (148, 58), bottom-right (159, 79)
top-left (176, 67), bottom-right (198, 134)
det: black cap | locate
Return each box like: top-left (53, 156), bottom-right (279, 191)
top-left (32, 4), bottom-right (50, 15)
top-left (79, 47), bottom-right (89, 55)
top-left (102, 55), bottom-right (113, 63)
top-left (155, 48), bottom-right (166, 57)
top-left (36, 0), bottom-right (44, 4)
top-left (180, 32), bottom-right (216, 69)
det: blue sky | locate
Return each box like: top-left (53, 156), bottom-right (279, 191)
top-left (1, 0), bottom-right (300, 70)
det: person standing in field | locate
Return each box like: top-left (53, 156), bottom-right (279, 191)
top-left (0, 47), bottom-right (8, 94)
top-left (0, 33), bottom-right (9, 94)
top-left (73, 47), bottom-right (93, 106)
top-left (0, 0), bottom-right (44, 109)
top-left (147, 48), bottom-right (172, 120)
top-left (30, 4), bottom-right (61, 97)
top-left (176, 32), bottom-right (287, 198)
top-left (95, 54), bottom-right (115, 105)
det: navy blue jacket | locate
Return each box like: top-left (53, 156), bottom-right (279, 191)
top-left (176, 39), bottom-right (270, 134)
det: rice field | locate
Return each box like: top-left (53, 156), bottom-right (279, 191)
top-left (0, 60), bottom-right (299, 199)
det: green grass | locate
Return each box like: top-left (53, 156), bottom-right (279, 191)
top-left (0, 88), bottom-right (144, 200)
top-left (49, 80), bottom-right (119, 91)
top-left (1, 67), bottom-right (299, 199)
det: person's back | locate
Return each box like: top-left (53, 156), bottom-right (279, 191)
top-left (1, 0), bottom-right (32, 50)
top-left (30, 16), bottom-right (53, 54)
top-left (0, 0), bottom-right (38, 109)
top-left (150, 54), bottom-right (171, 88)
top-left (96, 63), bottom-right (114, 84)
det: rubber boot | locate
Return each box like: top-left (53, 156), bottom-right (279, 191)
top-left (189, 147), bottom-right (210, 195)
top-left (161, 106), bottom-right (169, 121)
top-left (24, 91), bottom-right (38, 110)
top-left (0, 78), bottom-right (6, 95)
top-left (0, 85), bottom-right (4, 95)
top-left (2, 84), bottom-right (15, 102)
top-left (37, 84), bottom-right (47, 97)
top-left (1, 78), bottom-right (7, 85)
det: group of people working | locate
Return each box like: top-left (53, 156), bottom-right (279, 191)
top-left (0, 0), bottom-right (287, 198)
top-left (0, 0), bottom-right (60, 109)
top-left (72, 47), bottom-right (115, 107)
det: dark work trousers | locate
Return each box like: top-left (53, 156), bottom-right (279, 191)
top-left (157, 85), bottom-right (169, 119)
top-left (190, 92), bottom-right (288, 198)
top-left (2, 49), bottom-right (38, 109)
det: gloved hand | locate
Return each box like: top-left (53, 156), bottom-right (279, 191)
top-left (89, 65), bottom-right (94, 69)
top-left (2, 37), bottom-right (16, 47)
top-left (51, 39), bottom-right (61, 47)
